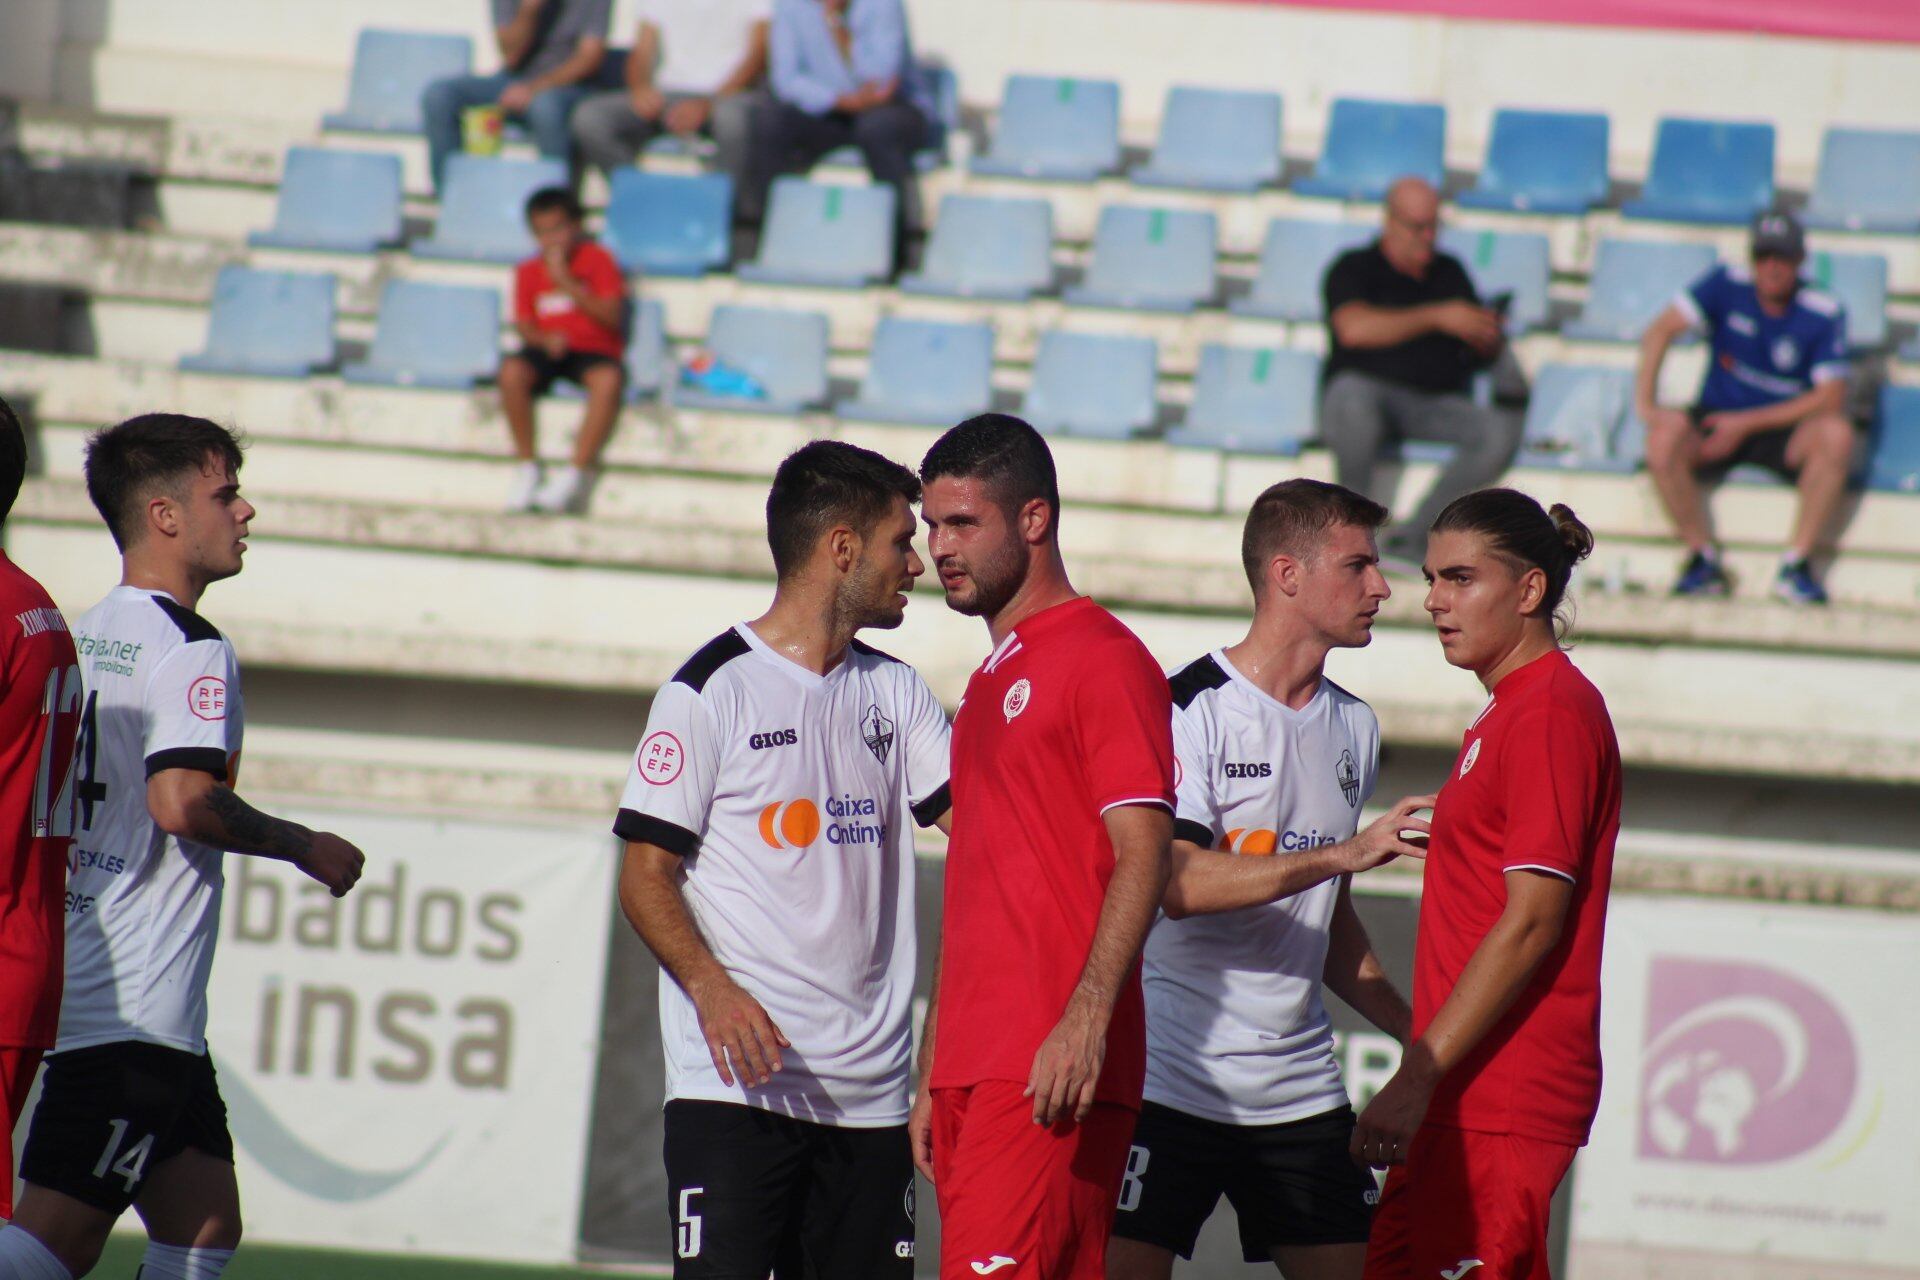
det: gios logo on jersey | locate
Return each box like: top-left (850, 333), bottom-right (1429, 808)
top-left (1223, 762), bottom-right (1272, 779)
top-left (748, 729), bottom-right (797, 750)
top-left (758, 795), bottom-right (889, 850)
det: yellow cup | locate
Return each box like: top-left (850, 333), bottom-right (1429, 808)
top-left (462, 105), bottom-right (505, 157)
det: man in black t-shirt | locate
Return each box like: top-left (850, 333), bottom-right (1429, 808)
top-left (1319, 178), bottom-right (1522, 566)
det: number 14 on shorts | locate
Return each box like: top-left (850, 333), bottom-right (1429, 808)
top-left (94, 1118), bottom-right (155, 1191)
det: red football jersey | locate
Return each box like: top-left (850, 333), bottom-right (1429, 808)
top-left (514, 239), bottom-right (626, 359)
top-left (0, 552), bottom-right (81, 1048)
top-left (931, 597), bottom-right (1175, 1109)
top-left (1414, 649), bottom-right (1621, 1146)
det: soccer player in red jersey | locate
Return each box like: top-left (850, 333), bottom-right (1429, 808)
top-left (1355, 489), bottom-right (1621, 1280)
top-left (0, 394), bottom-right (82, 1221)
top-left (911, 414), bottom-right (1176, 1280)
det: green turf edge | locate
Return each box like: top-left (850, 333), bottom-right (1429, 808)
top-left (96, 1236), bottom-right (670, 1278)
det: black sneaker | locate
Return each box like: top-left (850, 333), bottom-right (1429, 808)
top-left (1672, 550), bottom-right (1732, 597)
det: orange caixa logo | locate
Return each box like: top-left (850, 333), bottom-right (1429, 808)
top-left (1220, 828), bottom-right (1278, 856)
top-left (758, 798), bottom-right (822, 850)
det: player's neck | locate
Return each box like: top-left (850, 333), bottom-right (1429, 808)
top-left (1475, 627), bottom-right (1558, 693)
top-left (119, 553), bottom-right (205, 613)
top-left (1223, 618), bottom-right (1330, 711)
top-left (984, 552), bottom-right (1077, 648)
top-left (747, 591), bottom-right (854, 676)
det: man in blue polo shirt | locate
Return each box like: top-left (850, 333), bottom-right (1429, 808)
top-left (1636, 214), bottom-right (1855, 605)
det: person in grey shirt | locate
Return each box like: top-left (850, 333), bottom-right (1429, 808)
top-left (422, 0), bottom-right (614, 190)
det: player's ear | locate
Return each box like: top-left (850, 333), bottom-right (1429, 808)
top-left (826, 524), bottom-right (858, 574)
top-left (146, 492), bottom-right (181, 540)
top-left (1266, 553), bottom-right (1299, 599)
top-left (1518, 564), bottom-right (1548, 617)
top-left (1019, 496), bottom-right (1055, 545)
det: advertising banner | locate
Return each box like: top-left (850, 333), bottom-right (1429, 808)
top-left (204, 807), bottom-right (617, 1265)
top-left (1570, 896), bottom-right (1920, 1278)
top-left (1176, 0), bottom-right (1920, 44)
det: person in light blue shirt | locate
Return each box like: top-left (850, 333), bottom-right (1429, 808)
top-left (742, 0), bottom-right (934, 261)
top-left (1636, 214), bottom-right (1857, 605)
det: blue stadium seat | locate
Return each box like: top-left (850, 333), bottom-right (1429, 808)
top-left (1293, 99), bottom-right (1445, 202)
top-left (1230, 218), bottom-right (1374, 322)
top-left (737, 178), bottom-right (895, 288)
top-left (601, 170), bottom-right (732, 277)
top-left (971, 75), bottom-right (1121, 182)
top-left (1022, 331), bottom-right (1158, 439)
top-left (323, 29), bottom-right (473, 135)
top-left (248, 147), bottom-right (404, 254)
top-left (1803, 128), bottom-right (1920, 234)
top-left (1131, 87), bottom-right (1282, 193)
top-left (672, 305), bottom-right (830, 415)
top-left (839, 318), bottom-right (994, 426)
top-left (180, 267), bottom-right (336, 378)
top-left (1456, 109), bottom-right (1610, 215)
top-left (414, 155), bottom-right (570, 264)
top-left (1064, 206), bottom-right (1218, 313)
top-left (1808, 250), bottom-right (1888, 350)
top-left (1438, 227), bottom-right (1552, 332)
top-left (1867, 384), bottom-right (1920, 492)
top-left (554, 299), bottom-right (669, 402)
top-left (1622, 117), bottom-right (1775, 225)
top-left (1517, 365), bottom-right (1646, 472)
top-left (1562, 239), bottom-right (1717, 342)
top-left (342, 281), bottom-right (500, 390)
top-left (1168, 346), bottom-right (1317, 454)
top-left (898, 194), bottom-right (1055, 301)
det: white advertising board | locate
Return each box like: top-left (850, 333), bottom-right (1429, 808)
top-left (203, 806), bottom-right (616, 1265)
top-left (1571, 896), bottom-right (1920, 1279)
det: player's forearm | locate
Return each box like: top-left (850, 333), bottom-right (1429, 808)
top-left (515, 319), bottom-right (544, 346)
top-left (1402, 904), bottom-right (1562, 1083)
top-left (1323, 891), bottom-right (1411, 1043)
top-left (571, 290), bottom-right (624, 328)
top-left (1635, 315), bottom-right (1682, 413)
top-left (1071, 815), bottom-right (1172, 1015)
top-left (496, 1), bottom-right (545, 66)
top-left (1748, 380), bottom-right (1845, 431)
top-left (619, 855), bottom-right (731, 999)
top-left (717, 26), bottom-right (769, 95)
top-left (1331, 301), bottom-right (1447, 349)
top-left (524, 40), bottom-right (605, 94)
top-left (151, 774), bottom-right (313, 862)
top-left (626, 27), bottom-right (659, 92)
top-left (916, 929), bottom-right (943, 1082)
top-left (1163, 840), bottom-right (1346, 917)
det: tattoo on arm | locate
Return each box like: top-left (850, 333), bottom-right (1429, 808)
top-left (205, 785), bottom-right (314, 861)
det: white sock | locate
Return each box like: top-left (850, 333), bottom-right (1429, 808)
top-left (137, 1242), bottom-right (234, 1279)
top-left (0, 1225), bottom-right (74, 1280)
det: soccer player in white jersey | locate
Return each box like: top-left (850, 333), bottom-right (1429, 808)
top-left (0, 415), bottom-right (365, 1280)
top-left (615, 441), bottom-right (952, 1278)
top-left (1109, 479), bottom-right (1435, 1280)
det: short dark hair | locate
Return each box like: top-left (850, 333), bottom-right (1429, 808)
top-left (918, 414), bottom-right (1061, 534)
top-left (0, 393), bottom-right (25, 526)
top-left (84, 414), bottom-right (245, 550)
top-left (525, 186), bottom-right (583, 223)
top-left (1431, 488), bottom-right (1595, 636)
top-left (766, 440), bottom-right (921, 579)
top-left (1240, 479), bottom-right (1388, 595)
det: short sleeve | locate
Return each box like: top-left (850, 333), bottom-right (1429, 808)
top-left (1811, 310), bottom-right (1851, 383)
top-left (576, 0), bottom-right (613, 38)
top-left (1675, 265), bottom-right (1726, 331)
top-left (1072, 641), bottom-right (1175, 817)
top-left (1500, 706), bottom-right (1604, 883)
top-left (1323, 250), bottom-right (1368, 318)
top-left (614, 682), bottom-right (721, 858)
top-left (897, 671), bottom-right (952, 828)
top-left (1169, 702), bottom-right (1218, 849)
top-left (143, 641), bottom-right (239, 779)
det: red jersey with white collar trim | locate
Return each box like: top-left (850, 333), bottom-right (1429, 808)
top-left (931, 597), bottom-right (1175, 1109)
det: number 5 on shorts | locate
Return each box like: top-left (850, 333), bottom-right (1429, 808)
top-left (676, 1187), bottom-right (704, 1259)
top-left (93, 1118), bottom-right (155, 1192)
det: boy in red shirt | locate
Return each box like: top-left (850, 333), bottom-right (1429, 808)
top-left (1356, 489), bottom-right (1620, 1280)
top-left (913, 414), bottom-right (1175, 1280)
top-left (501, 186), bottom-right (628, 515)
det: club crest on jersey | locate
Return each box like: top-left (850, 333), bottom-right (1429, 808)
top-left (1772, 336), bottom-right (1798, 369)
top-left (1336, 749), bottom-right (1360, 807)
top-left (862, 703), bottom-right (895, 765)
top-left (1460, 738), bottom-right (1482, 777)
top-left (1003, 678), bottom-right (1032, 722)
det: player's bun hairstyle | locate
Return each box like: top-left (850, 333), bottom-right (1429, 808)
top-left (766, 440), bottom-right (922, 579)
top-left (0, 393), bottom-right (25, 526)
top-left (1240, 479), bottom-right (1389, 596)
top-left (84, 413), bottom-right (246, 551)
top-left (918, 413), bottom-right (1061, 538)
top-left (524, 186), bottom-right (583, 223)
top-left (1431, 488), bottom-right (1595, 638)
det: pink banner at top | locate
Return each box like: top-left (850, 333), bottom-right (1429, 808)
top-left (1196, 0), bottom-right (1920, 44)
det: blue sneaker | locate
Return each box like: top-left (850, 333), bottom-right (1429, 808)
top-left (1672, 551), bottom-right (1731, 597)
top-left (1773, 559), bottom-right (1829, 606)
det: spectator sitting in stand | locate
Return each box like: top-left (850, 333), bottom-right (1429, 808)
top-left (1319, 177), bottom-right (1523, 570)
top-left (502, 187), bottom-right (628, 514)
top-left (423, 0), bottom-right (614, 191)
top-left (742, 0), bottom-right (933, 258)
top-left (571, 0), bottom-right (771, 192)
top-left (1637, 213), bottom-right (1855, 606)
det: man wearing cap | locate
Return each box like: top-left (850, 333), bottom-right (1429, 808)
top-left (1636, 213), bottom-right (1856, 605)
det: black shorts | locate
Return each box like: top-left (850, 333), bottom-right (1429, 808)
top-left (663, 1099), bottom-right (914, 1279)
top-left (1111, 1101), bottom-right (1377, 1261)
top-left (1688, 405), bottom-right (1799, 481)
top-left (513, 347), bottom-right (622, 395)
top-left (20, 1041), bottom-right (234, 1214)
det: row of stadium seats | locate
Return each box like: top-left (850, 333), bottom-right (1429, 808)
top-left (174, 264), bottom-right (1920, 491)
top-left (247, 151), bottom-right (1902, 353)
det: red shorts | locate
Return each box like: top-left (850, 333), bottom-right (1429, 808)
top-left (1362, 1124), bottom-right (1577, 1280)
top-left (931, 1081), bottom-right (1137, 1280)
top-left (2, 1046), bottom-right (47, 1218)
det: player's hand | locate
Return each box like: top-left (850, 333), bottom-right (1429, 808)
top-left (1434, 301), bottom-right (1503, 355)
top-left (542, 331), bottom-right (569, 359)
top-left (1339, 794), bottom-right (1437, 873)
top-left (908, 1082), bottom-right (936, 1182)
top-left (543, 244), bottom-right (577, 287)
top-left (691, 976), bottom-right (789, 1087)
top-left (630, 85), bottom-right (667, 120)
top-left (1351, 1065), bottom-right (1434, 1169)
top-left (1025, 993), bottom-right (1107, 1127)
top-left (665, 96), bottom-right (710, 135)
top-left (1697, 410), bottom-right (1759, 463)
top-left (299, 832), bottom-right (366, 898)
top-left (498, 81), bottom-right (536, 113)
